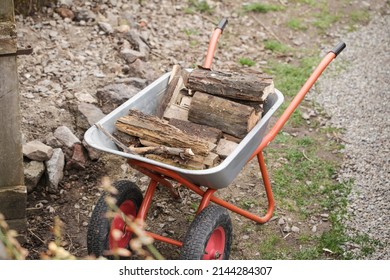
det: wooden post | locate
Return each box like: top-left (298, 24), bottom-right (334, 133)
top-left (0, 0), bottom-right (27, 232)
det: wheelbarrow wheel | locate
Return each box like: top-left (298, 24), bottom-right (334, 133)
top-left (87, 180), bottom-right (143, 258)
top-left (180, 205), bottom-right (232, 260)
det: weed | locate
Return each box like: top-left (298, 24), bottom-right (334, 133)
top-left (265, 56), bottom-right (320, 98)
top-left (239, 57), bottom-right (256, 67)
top-left (264, 40), bottom-right (289, 53)
top-left (183, 28), bottom-right (200, 37)
top-left (287, 18), bottom-right (308, 31)
top-left (187, 0), bottom-right (214, 14)
top-left (314, 11), bottom-right (340, 30)
top-left (350, 10), bottom-right (370, 24)
top-left (243, 3), bottom-right (283, 13)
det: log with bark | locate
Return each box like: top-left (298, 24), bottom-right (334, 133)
top-left (185, 68), bottom-right (274, 102)
top-left (115, 110), bottom-right (210, 156)
top-left (188, 92), bottom-right (260, 139)
top-left (168, 118), bottom-right (222, 144)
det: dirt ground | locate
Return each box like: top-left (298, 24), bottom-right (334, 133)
top-left (16, 0), bottom-right (386, 259)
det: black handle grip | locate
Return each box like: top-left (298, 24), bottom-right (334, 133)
top-left (217, 18), bottom-right (228, 32)
top-left (330, 42), bottom-right (346, 56)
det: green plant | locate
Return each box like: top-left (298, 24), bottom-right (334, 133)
top-left (264, 40), bottom-right (289, 53)
top-left (187, 0), bottom-right (214, 14)
top-left (243, 3), bottom-right (283, 13)
top-left (239, 57), bottom-right (256, 67)
top-left (287, 18), bottom-right (308, 31)
top-left (314, 11), bottom-right (340, 30)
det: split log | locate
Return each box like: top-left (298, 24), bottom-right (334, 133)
top-left (185, 68), bottom-right (274, 102)
top-left (129, 145), bottom-right (194, 159)
top-left (215, 138), bottom-right (238, 159)
top-left (140, 139), bottom-right (219, 167)
top-left (163, 104), bottom-right (188, 121)
top-left (168, 118), bottom-right (222, 144)
top-left (155, 65), bottom-right (182, 118)
top-left (116, 110), bottom-right (210, 156)
top-left (188, 92), bottom-right (260, 139)
top-left (145, 154), bottom-right (205, 170)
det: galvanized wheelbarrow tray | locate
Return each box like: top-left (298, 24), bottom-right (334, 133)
top-left (84, 18), bottom-right (346, 260)
top-left (84, 72), bottom-right (284, 189)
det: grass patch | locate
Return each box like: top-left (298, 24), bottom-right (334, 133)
top-left (314, 11), bottom-right (340, 30)
top-left (264, 40), bottom-right (289, 53)
top-left (265, 55), bottom-right (320, 97)
top-left (186, 0), bottom-right (214, 14)
top-left (350, 10), bottom-right (370, 24)
top-left (287, 18), bottom-right (308, 31)
top-left (243, 3), bottom-right (284, 13)
top-left (239, 57), bottom-right (256, 67)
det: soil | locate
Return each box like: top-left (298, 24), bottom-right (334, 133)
top-left (15, 0), bottom-right (386, 260)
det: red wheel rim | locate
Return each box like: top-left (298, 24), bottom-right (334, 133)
top-left (202, 226), bottom-right (226, 260)
top-left (109, 200), bottom-right (137, 250)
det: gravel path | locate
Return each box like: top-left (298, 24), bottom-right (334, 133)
top-left (315, 14), bottom-right (390, 259)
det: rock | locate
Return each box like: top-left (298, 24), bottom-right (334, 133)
top-left (56, 7), bottom-right (75, 20)
top-left (75, 91), bottom-right (97, 104)
top-left (115, 24), bottom-right (131, 33)
top-left (127, 59), bottom-right (156, 82)
top-left (58, 0), bottom-right (73, 6)
top-left (74, 9), bottom-right (96, 22)
top-left (66, 143), bottom-right (88, 170)
top-left (283, 225), bottom-right (291, 233)
top-left (45, 133), bottom-right (63, 148)
top-left (291, 226), bottom-right (300, 233)
top-left (113, 77), bottom-right (148, 88)
top-left (23, 140), bottom-right (54, 161)
top-left (78, 102), bottom-right (106, 126)
top-left (98, 22), bottom-right (114, 34)
top-left (120, 48), bottom-right (146, 64)
top-left (82, 140), bottom-right (101, 161)
top-left (312, 225), bottom-right (317, 233)
top-left (278, 218), bottom-right (286, 226)
top-left (96, 83), bottom-right (139, 113)
top-left (24, 161), bottom-right (45, 193)
top-left (54, 126), bottom-right (81, 149)
top-left (124, 30), bottom-right (150, 59)
top-left (45, 148), bottom-right (65, 193)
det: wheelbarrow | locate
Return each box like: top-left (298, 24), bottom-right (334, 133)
top-left (84, 18), bottom-right (346, 260)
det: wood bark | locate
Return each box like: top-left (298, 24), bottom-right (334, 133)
top-left (168, 118), bottom-right (222, 144)
top-left (188, 92), bottom-right (260, 139)
top-left (185, 68), bottom-right (274, 102)
top-left (115, 110), bottom-right (210, 156)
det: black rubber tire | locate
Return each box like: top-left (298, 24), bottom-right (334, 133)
top-left (87, 180), bottom-right (143, 258)
top-left (180, 205), bottom-right (233, 260)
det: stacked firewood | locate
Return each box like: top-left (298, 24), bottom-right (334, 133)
top-left (111, 65), bottom-right (274, 170)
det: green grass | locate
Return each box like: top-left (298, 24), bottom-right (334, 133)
top-left (264, 40), bottom-right (289, 53)
top-left (239, 57), bottom-right (256, 67)
top-left (243, 3), bottom-right (284, 13)
top-left (350, 10), bottom-right (370, 24)
top-left (183, 28), bottom-right (200, 37)
top-left (186, 0), bottom-right (214, 14)
top-left (287, 18), bottom-right (308, 31)
top-left (314, 11), bottom-right (340, 30)
top-left (265, 55), bottom-right (320, 98)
